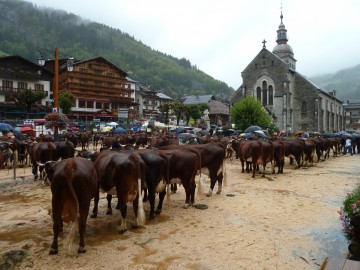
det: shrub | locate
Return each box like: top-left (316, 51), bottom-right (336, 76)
top-left (339, 185), bottom-right (360, 241)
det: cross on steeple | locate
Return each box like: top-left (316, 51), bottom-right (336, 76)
top-left (262, 39), bottom-right (267, 48)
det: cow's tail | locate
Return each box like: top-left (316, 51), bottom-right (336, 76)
top-left (187, 148), bottom-right (202, 195)
top-left (158, 152), bottom-right (171, 202)
top-left (223, 158), bottom-right (227, 186)
top-left (135, 155), bottom-right (146, 226)
top-left (64, 159), bottom-right (79, 254)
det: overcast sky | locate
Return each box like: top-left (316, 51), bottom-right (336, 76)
top-left (27, 0), bottom-right (360, 90)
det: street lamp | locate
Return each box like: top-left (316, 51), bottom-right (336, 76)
top-left (38, 48), bottom-right (74, 141)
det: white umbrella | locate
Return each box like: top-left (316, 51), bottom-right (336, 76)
top-left (108, 122), bottom-right (118, 126)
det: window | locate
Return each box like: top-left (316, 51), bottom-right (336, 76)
top-left (79, 100), bottom-right (85, 108)
top-left (256, 87), bottom-right (261, 100)
top-left (87, 101), bottom-right (94, 108)
top-left (301, 101), bottom-right (307, 113)
top-left (104, 103), bottom-right (109, 110)
top-left (94, 69), bottom-right (103, 76)
top-left (96, 102), bottom-right (102, 109)
top-left (262, 89), bottom-right (267, 106)
top-left (18, 82), bottom-right (28, 89)
top-left (35, 84), bottom-right (44, 91)
top-left (269, 86), bottom-right (273, 105)
top-left (2, 80), bottom-right (13, 90)
top-left (262, 81), bottom-right (267, 106)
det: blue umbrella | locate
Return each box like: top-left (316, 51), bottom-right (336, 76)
top-left (244, 125), bottom-right (262, 133)
top-left (114, 127), bottom-right (127, 134)
top-left (0, 123), bottom-right (14, 132)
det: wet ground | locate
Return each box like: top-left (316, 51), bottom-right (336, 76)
top-left (0, 154), bottom-right (359, 269)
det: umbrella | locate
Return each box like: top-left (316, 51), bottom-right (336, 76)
top-left (0, 123), bottom-right (14, 132)
top-left (240, 132), bottom-right (255, 139)
top-left (12, 130), bottom-right (27, 140)
top-left (101, 126), bottom-right (113, 132)
top-left (254, 130), bottom-right (268, 139)
top-left (244, 125), bottom-right (262, 133)
top-left (108, 122), bottom-right (118, 126)
top-left (20, 126), bottom-right (33, 132)
top-left (114, 127), bottom-right (127, 134)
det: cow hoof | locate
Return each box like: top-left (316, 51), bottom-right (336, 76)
top-left (115, 204), bottom-right (120, 210)
top-left (183, 203), bottom-right (191, 209)
top-left (49, 248), bottom-right (58, 255)
top-left (34, 175), bottom-right (38, 180)
top-left (90, 213), bottom-right (97, 219)
top-left (149, 213), bottom-right (156, 219)
top-left (78, 247), bottom-right (87, 254)
top-left (106, 210), bottom-right (112, 215)
top-left (155, 208), bottom-right (162, 215)
top-left (216, 191), bottom-right (221, 195)
top-left (119, 229), bottom-right (127, 234)
top-left (206, 193), bottom-right (212, 197)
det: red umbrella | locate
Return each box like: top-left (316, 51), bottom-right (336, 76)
top-left (20, 126), bottom-right (33, 133)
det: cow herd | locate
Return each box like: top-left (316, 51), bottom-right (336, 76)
top-left (1, 130), bottom-right (359, 255)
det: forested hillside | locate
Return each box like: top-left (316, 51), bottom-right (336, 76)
top-left (0, 0), bottom-right (234, 99)
top-left (310, 64), bottom-right (360, 101)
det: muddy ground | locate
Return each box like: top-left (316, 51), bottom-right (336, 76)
top-left (0, 151), bottom-right (359, 270)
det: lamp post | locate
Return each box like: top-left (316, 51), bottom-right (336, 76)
top-left (38, 48), bottom-right (74, 141)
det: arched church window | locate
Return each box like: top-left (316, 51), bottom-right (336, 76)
top-left (301, 101), bottom-right (307, 113)
top-left (262, 81), bottom-right (267, 106)
top-left (269, 85), bottom-right (273, 105)
top-left (256, 87), bottom-right (261, 100)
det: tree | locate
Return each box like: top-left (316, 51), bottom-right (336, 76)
top-left (188, 104), bottom-right (209, 126)
top-left (158, 102), bottom-right (173, 125)
top-left (12, 89), bottom-right (45, 115)
top-left (172, 102), bottom-right (186, 126)
top-left (231, 96), bottom-right (273, 131)
top-left (59, 91), bottom-right (74, 114)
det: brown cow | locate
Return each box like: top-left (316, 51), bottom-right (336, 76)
top-left (29, 142), bottom-right (58, 179)
top-left (92, 150), bottom-right (146, 233)
top-left (237, 140), bottom-right (262, 177)
top-left (41, 158), bottom-right (98, 255)
top-left (157, 148), bottom-right (200, 208)
top-left (159, 142), bottom-right (226, 196)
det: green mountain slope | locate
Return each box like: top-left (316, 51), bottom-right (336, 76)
top-left (309, 64), bottom-right (360, 101)
top-left (0, 0), bottom-right (234, 99)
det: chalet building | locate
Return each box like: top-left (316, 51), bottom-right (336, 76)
top-left (229, 11), bottom-right (344, 133)
top-left (343, 100), bottom-right (360, 132)
top-left (134, 85), bottom-right (173, 121)
top-left (41, 56), bottom-right (136, 123)
top-left (181, 94), bottom-right (230, 126)
top-left (0, 55), bottom-right (53, 120)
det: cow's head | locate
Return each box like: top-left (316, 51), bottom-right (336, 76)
top-left (36, 159), bottom-right (59, 182)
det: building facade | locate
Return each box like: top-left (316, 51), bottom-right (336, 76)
top-left (51, 57), bottom-right (135, 122)
top-left (0, 55), bottom-right (52, 120)
top-left (230, 12), bottom-right (344, 133)
top-left (343, 100), bottom-right (360, 132)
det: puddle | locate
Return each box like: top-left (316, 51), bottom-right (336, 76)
top-left (297, 226), bottom-right (349, 259)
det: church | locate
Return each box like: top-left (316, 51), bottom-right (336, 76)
top-left (229, 11), bottom-right (344, 133)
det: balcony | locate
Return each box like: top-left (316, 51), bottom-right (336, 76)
top-left (0, 86), bottom-right (48, 96)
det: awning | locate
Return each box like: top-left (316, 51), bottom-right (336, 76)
top-left (71, 113), bottom-right (115, 118)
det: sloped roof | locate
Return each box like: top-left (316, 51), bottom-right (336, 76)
top-left (156, 92), bottom-right (173, 100)
top-left (182, 95), bottom-right (214, 105)
top-left (209, 100), bottom-right (229, 115)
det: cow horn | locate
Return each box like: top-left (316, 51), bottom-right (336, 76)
top-left (36, 161), bottom-right (46, 167)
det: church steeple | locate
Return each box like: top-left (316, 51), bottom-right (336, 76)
top-left (272, 8), bottom-right (297, 70)
top-left (276, 10), bottom-right (288, 44)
